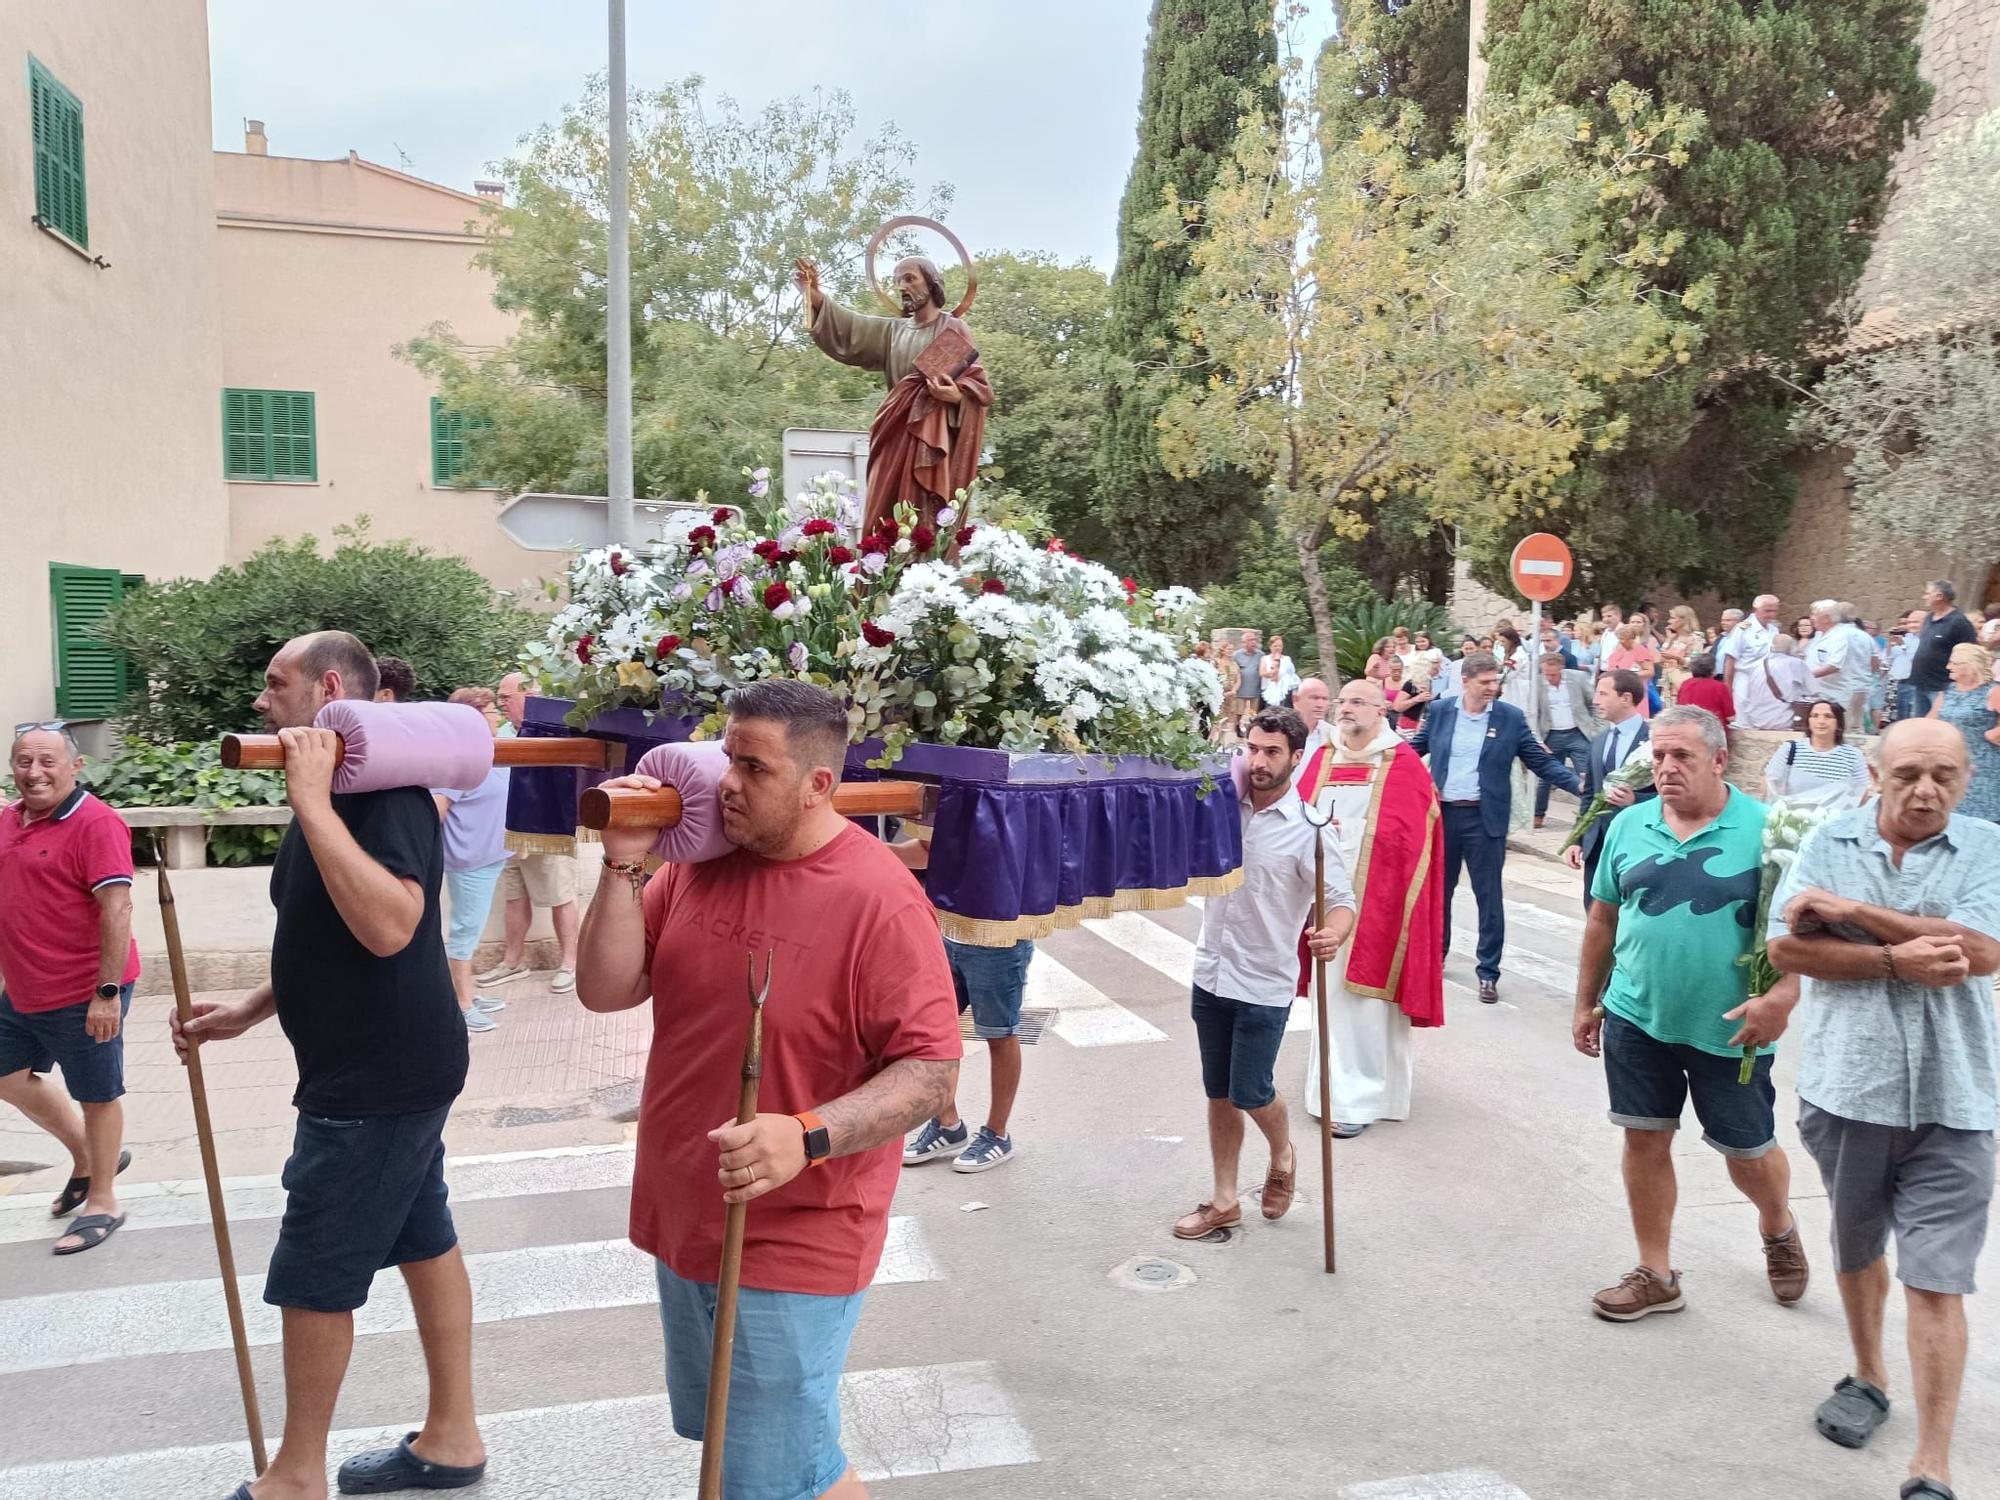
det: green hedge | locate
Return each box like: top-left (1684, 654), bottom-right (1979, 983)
top-left (88, 742), bottom-right (289, 866)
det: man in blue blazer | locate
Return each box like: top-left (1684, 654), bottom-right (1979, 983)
top-left (1408, 652), bottom-right (1582, 1002)
top-left (1562, 669), bottom-right (1656, 913)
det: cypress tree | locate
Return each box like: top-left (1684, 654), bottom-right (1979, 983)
top-left (1345, 0), bottom-right (1930, 604)
top-left (1098, 0), bottom-right (1279, 587)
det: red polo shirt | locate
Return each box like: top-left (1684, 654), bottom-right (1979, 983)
top-left (0, 789), bottom-right (141, 1012)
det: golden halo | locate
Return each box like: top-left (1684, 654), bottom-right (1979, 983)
top-left (865, 215), bottom-right (977, 319)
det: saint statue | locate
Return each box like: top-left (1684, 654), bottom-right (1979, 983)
top-left (793, 252), bottom-right (994, 534)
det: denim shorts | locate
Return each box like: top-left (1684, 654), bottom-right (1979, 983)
top-left (946, 938), bottom-right (1033, 1039)
top-left (444, 858), bottom-right (509, 961)
top-left (654, 1260), bottom-right (866, 1500)
top-left (1190, 984), bottom-right (1292, 1110)
top-left (1602, 1011), bottom-right (1777, 1158)
top-left (0, 985), bottom-right (133, 1104)
top-left (264, 1103), bottom-right (458, 1312)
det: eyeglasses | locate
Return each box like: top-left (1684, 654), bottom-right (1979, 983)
top-left (13, 721), bottom-right (67, 736)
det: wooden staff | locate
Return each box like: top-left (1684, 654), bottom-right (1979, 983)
top-left (220, 733), bottom-right (622, 771)
top-left (156, 846), bottom-right (269, 1472)
top-left (698, 950), bottom-right (773, 1500)
top-left (1302, 792), bottom-right (1337, 1275)
top-left (580, 779), bottom-right (927, 830)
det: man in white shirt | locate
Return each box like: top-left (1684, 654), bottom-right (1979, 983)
top-left (1174, 709), bottom-right (1355, 1241)
top-left (1887, 609), bottom-right (1924, 722)
top-left (1292, 677), bottom-right (1332, 761)
top-left (1719, 594), bottom-right (1782, 694)
top-left (1803, 599), bottom-right (1878, 729)
top-left (1437, 635), bottom-right (1481, 700)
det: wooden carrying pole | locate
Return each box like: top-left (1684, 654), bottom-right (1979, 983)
top-left (698, 951), bottom-right (773, 1500)
top-left (580, 779), bottom-right (927, 831)
top-left (1310, 814), bottom-right (1338, 1275)
top-left (156, 852), bottom-right (270, 1472)
top-left (220, 733), bottom-right (621, 772)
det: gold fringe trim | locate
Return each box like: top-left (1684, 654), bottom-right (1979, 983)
top-left (936, 869), bottom-right (1245, 948)
top-left (506, 830), bottom-right (579, 856)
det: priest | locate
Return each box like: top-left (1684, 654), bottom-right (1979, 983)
top-left (1298, 678), bottom-right (1446, 1135)
top-left (794, 254), bottom-right (994, 534)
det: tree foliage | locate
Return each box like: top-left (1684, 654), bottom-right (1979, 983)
top-left (1156, 19), bottom-right (1706, 668)
top-left (96, 524), bottom-right (537, 743)
top-left (1798, 110), bottom-right (2000, 563)
top-left (1098, 0), bottom-right (1280, 587)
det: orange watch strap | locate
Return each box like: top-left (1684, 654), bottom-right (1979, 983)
top-left (794, 1111), bottom-right (828, 1167)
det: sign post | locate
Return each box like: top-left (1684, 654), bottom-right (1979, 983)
top-left (1508, 532), bottom-right (1575, 762)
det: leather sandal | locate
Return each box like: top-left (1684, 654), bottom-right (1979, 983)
top-left (1172, 1201), bottom-right (1242, 1240)
top-left (1261, 1152), bottom-right (1296, 1220)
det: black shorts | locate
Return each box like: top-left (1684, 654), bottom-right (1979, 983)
top-left (264, 1102), bottom-right (457, 1312)
top-left (1602, 1011), bottom-right (1777, 1158)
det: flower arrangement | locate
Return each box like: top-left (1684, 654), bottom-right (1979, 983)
top-left (1559, 756), bottom-right (1656, 853)
top-left (522, 471), bottom-right (1222, 768)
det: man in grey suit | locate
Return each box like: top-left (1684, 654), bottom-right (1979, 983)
top-left (1532, 652), bottom-right (1602, 829)
top-left (1563, 669), bottom-right (1654, 912)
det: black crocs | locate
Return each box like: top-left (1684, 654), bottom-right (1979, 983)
top-left (1815, 1375), bottom-right (1890, 1448)
top-left (1901, 1480), bottom-right (1957, 1500)
top-left (335, 1433), bottom-right (486, 1493)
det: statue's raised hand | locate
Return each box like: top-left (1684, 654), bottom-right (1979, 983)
top-left (793, 257), bottom-right (823, 311)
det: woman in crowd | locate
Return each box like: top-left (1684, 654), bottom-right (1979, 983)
top-left (1260, 632), bottom-right (1300, 708)
top-left (1673, 652), bottom-right (1735, 725)
top-left (1734, 633), bottom-right (1811, 731)
top-left (1663, 605), bottom-right (1705, 653)
top-left (1926, 641), bottom-right (2000, 825)
top-left (1571, 618), bottom-right (1603, 674)
top-left (1408, 630), bottom-right (1445, 677)
top-left (1389, 654), bottom-right (1433, 733)
top-left (1603, 622), bottom-right (1659, 717)
top-left (1494, 626), bottom-right (1533, 712)
top-left (1793, 614), bottom-right (1816, 645)
top-left (1762, 700), bottom-right (1872, 802)
top-left (434, 687), bottom-right (512, 1034)
top-left (1364, 635), bottom-right (1395, 679)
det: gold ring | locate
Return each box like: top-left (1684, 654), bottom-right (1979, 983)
top-left (865, 215), bottom-right (978, 319)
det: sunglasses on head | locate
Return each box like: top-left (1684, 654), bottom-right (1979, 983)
top-left (13, 721), bottom-right (69, 737)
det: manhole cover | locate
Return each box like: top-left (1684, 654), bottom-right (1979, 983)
top-left (1108, 1254), bottom-right (1197, 1293)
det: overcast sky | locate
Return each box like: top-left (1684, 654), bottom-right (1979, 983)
top-left (207, 0), bottom-right (1276, 271)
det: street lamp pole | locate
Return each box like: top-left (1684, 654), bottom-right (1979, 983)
top-left (606, 0), bottom-right (635, 545)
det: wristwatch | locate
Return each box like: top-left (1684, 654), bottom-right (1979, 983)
top-left (94, 982), bottom-right (119, 1001)
top-left (794, 1111), bottom-right (831, 1168)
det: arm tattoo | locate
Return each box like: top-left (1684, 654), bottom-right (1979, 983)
top-left (818, 1057), bottom-right (958, 1160)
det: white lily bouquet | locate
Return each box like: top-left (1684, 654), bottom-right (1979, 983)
top-left (1560, 756), bottom-right (1656, 854)
top-left (1735, 786), bottom-right (1865, 1082)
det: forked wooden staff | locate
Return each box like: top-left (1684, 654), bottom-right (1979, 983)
top-left (155, 842), bottom-right (269, 1473)
top-left (698, 950), bottom-right (774, 1500)
top-left (1300, 791), bottom-right (1337, 1275)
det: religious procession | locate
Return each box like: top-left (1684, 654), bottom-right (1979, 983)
top-left (8, 3), bottom-right (2000, 1499)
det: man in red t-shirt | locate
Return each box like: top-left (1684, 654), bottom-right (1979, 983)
top-left (0, 725), bottom-right (141, 1255)
top-left (577, 679), bottom-right (960, 1500)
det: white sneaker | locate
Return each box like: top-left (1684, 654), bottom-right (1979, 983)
top-left (473, 995), bottom-right (506, 1013)
top-left (549, 967), bottom-right (576, 994)
top-left (475, 961), bottom-right (528, 987)
top-left (464, 1007), bottom-right (498, 1033)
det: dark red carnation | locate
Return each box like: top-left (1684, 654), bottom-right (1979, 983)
top-left (711, 507), bottom-right (733, 525)
top-left (762, 581), bottom-right (792, 611)
top-left (875, 518), bottom-right (901, 543)
top-left (800, 518), bottom-right (837, 538)
top-left (719, 576), bottom-right (742, 600)
top-left (910, 525), bottom-right (937, 552)
top-left (860, 534), bottom-right (890, 556)
top-left (576, 634), bottom-right (595, 663)
top-left (687, 525), bottom-right (716, 551)
top-left (773, 550), bottom-right (799, 567)
top-left (1121, 576), bottom-right (1139, 598)
top-left (827, 545), bottom-right (856, 566)
top-left (954, 525), bottom-right (977, 549)
top-left (608, 551), bottom-right (628, 576)
top-left (860, 620), bottom-right (896, 648)
top-left (655, 633), bottom-right (681, 658)
top-left (752, 538), bottom-right (781, 561)
top-left (981, 577), bottom-right (1008, 596)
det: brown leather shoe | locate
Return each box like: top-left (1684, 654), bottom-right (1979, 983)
top-left (1172, 1201), bottom-right (1242, 1240)
top-left (1592, 1265), bottom-right (1685, 1321)
top-left (1534, 815), bottom-right (1546, 829)
top-left (1261, 1149), bottom-right (1296, 1220)
top-left (1763, 1220), bottom-right (1810, 1304)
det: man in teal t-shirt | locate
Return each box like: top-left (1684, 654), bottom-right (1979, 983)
top-left (1570, 705), bottom-right (1808, 1323)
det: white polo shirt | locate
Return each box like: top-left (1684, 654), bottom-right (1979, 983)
top-left (1194, 786), bottom-right (1355, 1007)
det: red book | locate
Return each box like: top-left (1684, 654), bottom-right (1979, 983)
top-left (914, 326), bottom-right (977, 383)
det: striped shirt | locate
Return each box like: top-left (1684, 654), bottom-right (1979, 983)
top-left (1765, 741), bottom-right (1871, 801)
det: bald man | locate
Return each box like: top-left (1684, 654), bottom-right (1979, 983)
top-left (1768, 719), bottom-right (2000, 1496)
top-left (1293, 677), bottom-right (1332, 760)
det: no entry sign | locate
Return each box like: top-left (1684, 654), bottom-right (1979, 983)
top-left (1509, 533), bottom-right (1574, 603)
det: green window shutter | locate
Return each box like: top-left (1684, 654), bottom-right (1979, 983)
top-left (432, 396), bottom-right (464, 485)
top-left (223, 389), bottom-right (314, 480)
top-left (49, 564), bottom-right (125, 719)
top-left (28, 59), bottom-right (87, 247)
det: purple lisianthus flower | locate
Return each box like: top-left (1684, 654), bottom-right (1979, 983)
top-left (859, 550), bottom-right (889, 577)
top-left (687, 558), bottom-right (710, 578)
top-left (788, 641), bottom-right (808, 673)
top-left (729, 575), bottom-right (752, 603)
top-left (715, 542), bottom-right (753, 576)
top-left (936, 505), bottom-right (958, 527)
top-left (778, 526), bottom-right (805, 551)
top-left (748, 479), bottom-right (769, 498)
top-left (670, 581), bottom-right (692, 602)
top-left (704, 587), bottom-right (724, 613)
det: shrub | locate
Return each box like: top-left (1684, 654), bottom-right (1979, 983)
top-left (87, 742), bottom-right (289, 866)
top-left (1330, 599), bottom-right (1459, 683)
top-left (96, 521), bottom-right (540, 743)
top-left (1200, 524), bottom-right (1378, 675)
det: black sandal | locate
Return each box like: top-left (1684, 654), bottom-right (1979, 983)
top-left (52, 1212), bottom-right (126, 1255)
top-left (335, 1434), bottom-right (487, 1493)
top-left (51, 1148), bottom-right (131, 1217)
top-left (1815, 1375), bottom-right (1890, 1448)
top-left (1901, 1481), bottom-right (1957, 1500)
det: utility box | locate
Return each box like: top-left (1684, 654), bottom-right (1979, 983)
top-left (782, 428), bottom-right (869, 505)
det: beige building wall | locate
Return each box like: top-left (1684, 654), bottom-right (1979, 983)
top-left (215, 148), bottom-right (558, 600)
top-left (0, 0), bottom-right (227, 733)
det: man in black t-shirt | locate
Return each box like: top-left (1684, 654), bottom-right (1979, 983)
top-left (1910, 578), bottom-right (1977, 717)
top-left (174, 631), bottom-right (488, 1500)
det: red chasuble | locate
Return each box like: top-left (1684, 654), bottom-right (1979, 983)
top-left (1294, 739), bottom-right (1446, 1027)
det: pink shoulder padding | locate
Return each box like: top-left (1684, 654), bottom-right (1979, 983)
top-left (316, 700), bottom-right (494, 794)
top-left (632, 740), bottom-right (736, 865)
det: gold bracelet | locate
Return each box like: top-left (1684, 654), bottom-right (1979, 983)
top-left (602, 856), bottom-right (650, 900)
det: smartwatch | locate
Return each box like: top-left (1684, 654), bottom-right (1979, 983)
top-left (94, 982), bottom-right (120, 1001)
top-left (794, 1111), bottom-right (831, 1168)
